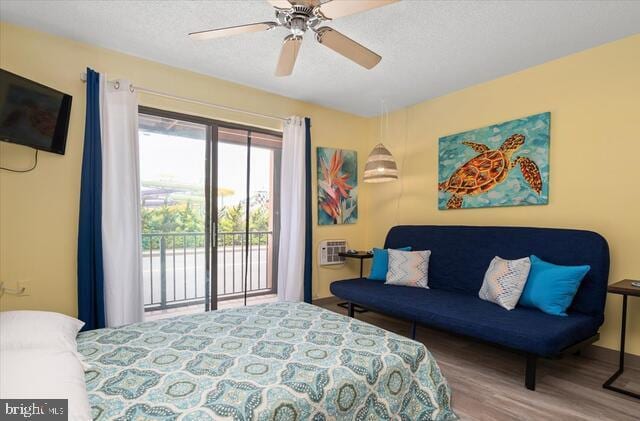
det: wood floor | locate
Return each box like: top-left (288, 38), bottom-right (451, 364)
top-left (317, 298), bottom-right (639, 421)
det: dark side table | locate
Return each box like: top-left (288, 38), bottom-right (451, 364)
top-left (602, 279), bottom-right (640, 399)
top-left (336, 251), bottom-right (373, 314)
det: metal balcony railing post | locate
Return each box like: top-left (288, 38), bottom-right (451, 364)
top-left (160, 235), bottom-right (167, 309)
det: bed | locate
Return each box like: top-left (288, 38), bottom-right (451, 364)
top-left (77, 302), bottom-right (456, 420)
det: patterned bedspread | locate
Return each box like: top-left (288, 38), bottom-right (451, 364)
top-left (77, 302), bottom-right (456, 420)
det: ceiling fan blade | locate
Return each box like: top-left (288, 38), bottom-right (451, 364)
top-left (189, 22), bottom-right (278, 40)
top-left (316, 27), bottom-right (381, 69)
top-left (268, 0), bottom-right (319, 7)
top-left (318, 0), bottom-right (399, 19)
top-left (275, 35), bottom-right (302, 77)
top-left (268, 0), bottom-right (293, 8)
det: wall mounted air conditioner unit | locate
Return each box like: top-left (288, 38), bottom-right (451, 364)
top-left (318, 239), bottom-right (347, 266)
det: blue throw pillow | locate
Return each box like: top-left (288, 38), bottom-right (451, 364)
top-left (368, 247), bottom-right (412, 280)
top-left (518, 255), bottom-right (590, 316)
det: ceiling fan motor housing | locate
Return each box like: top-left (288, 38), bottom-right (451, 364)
top-left (276, 4), bottom-right (322, 36)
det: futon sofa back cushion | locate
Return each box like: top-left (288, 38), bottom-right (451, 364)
top-left (383, 225), bottom-right (609, 317)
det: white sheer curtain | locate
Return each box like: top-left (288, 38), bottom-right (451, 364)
top-left (277, 116), bottom-right (306, 302)
top-left (100, 76), bottom-right (144, 327)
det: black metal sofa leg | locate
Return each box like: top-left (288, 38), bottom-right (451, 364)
top-left (411, 321), bottom-right (417, 339)
top-left (347, 302), bottom-right (354, 318)
top-left (525, 354), bottom-right (537, 391)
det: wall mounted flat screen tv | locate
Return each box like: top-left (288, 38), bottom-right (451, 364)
top-left (0, 69), bottom-right (72, 155)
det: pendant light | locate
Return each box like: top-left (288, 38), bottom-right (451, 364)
top-left (363, 143), bottom-right (398, 183)
top-left (364, 101), bottom-right (398, 183)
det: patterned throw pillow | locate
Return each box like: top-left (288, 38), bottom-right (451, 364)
top-left (385, 249), bottom-right (431, 288)
top-left (368, 246), bottom-right (412, 281)
top-left (478, 256), bottom-right (531, 310)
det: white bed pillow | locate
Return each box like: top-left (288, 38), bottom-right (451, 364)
top-left (0, 310), bottom-right (84, 351)
top-left (0, 349), bottom-right (92, 421)
top-left (478, 256), bottom-right (531, 310)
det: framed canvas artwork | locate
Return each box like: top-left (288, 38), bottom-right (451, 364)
top-left (438, 112), bottom-right (550, 210)
top-left (317, 147), bottom-right (357, 224)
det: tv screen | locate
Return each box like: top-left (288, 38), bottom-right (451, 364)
top-left (0, 69), bottom-right (72, 155)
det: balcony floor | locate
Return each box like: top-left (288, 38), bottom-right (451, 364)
top-left (144, 294), bottom-right (278, 321)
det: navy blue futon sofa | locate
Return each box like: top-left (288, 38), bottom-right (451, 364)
top-left (330, 226), bottom-right (610, 390)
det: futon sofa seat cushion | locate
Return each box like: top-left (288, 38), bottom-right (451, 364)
top-left (330, 278), bottom-right (602, 357)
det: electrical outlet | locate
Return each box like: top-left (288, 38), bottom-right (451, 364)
top-left (17, 280), bottom-right (31, 296)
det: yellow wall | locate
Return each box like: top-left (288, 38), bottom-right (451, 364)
top-left (364, 34), bottom-right (640, 355)
top-left (2, 22), bottom-right (639, 356)
top-left (0, 22), bottom-right (371, 314)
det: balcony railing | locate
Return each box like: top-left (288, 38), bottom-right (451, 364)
top-left (142, 231), bottom-right (276, 311)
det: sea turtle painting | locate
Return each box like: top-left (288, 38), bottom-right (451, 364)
top-left (438, 134), bottom-right (542, 209)
top-left (438, 112), bottom-right (550, 210)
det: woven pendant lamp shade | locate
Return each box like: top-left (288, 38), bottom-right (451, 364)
top-left (363, 143), bottom-right (398, 183)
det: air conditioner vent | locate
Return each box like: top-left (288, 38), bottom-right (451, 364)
top-left (318, 239), bottom-right (347, 266)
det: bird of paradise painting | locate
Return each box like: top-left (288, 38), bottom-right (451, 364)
top-left (317, 147), bottom-right (357, 225)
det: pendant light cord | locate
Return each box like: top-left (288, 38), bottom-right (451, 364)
top-left (378, 101), bottom-right (381, 141)
top-left (394, 107), bottom-right (408, 226)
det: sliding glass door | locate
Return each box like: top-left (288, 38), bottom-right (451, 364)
top-left (138, 107), bottom-right (280, 318)
top-left (216, 127), bottom-right (281, 308)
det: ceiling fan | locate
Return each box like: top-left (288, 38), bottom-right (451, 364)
top-left (189, 0), bottom-right (399, 76)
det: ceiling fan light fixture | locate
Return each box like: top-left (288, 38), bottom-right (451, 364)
top-left (363, 143), bottom-right (398, 183)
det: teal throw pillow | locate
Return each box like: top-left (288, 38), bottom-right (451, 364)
top-left (518, 255), bottom-right (590, 316)
top-left (368, 246), bottom-right (412, 281)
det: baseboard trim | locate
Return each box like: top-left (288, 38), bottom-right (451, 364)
top-left (313, 295), bottom-right (640, 369)
top-left (583, 343), bottom-right (640, 370)
top-left (312, 296), bottom-right (340, 306)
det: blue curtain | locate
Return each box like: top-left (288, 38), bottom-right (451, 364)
top-left (304, 118), bottom-right (313, 303)
top-left (77, 68), bottom-right (105, 330)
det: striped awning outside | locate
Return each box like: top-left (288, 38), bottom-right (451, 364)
top-left (363, 143), bottom-right (398, 183)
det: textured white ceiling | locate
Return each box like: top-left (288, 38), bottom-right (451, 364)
top-left (1, 0), bottom-right (639, 116)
